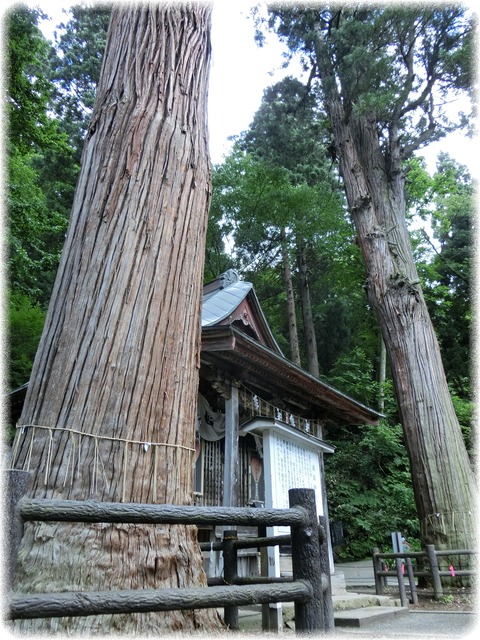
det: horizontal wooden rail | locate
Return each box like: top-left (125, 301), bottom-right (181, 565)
top-left (208, 576), bottom-right (293, 586)
top-left (372, 545), bottom-right (476, 602)
top-left (9, 581), bottom-right (312, 620)
top-left (373, 551), bottom-right (425, 560)
top-left (200, 534), bottom-right (292, 553)
top-left (19, 498), bottom-right (309, 528)
top-left (7, 477), bottom-right (330, 633)
top-left (435, 549), bottom-right (476, 557)
top-left (374, 550), bottom-right (475, 560)
top-left (375, 569), bottom-right (474, 577)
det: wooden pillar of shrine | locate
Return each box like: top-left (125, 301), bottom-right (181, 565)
top-left (222, 382), bottom-right (239, 507)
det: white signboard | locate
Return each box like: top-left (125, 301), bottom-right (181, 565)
top-left (240, 418), bottom-right (333, 627)
top-left (268, 433), bottom-right (323, 516)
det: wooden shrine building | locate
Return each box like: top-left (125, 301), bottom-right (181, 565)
top-left (195, 270), bottom-right (381, 597)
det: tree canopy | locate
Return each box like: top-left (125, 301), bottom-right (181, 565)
top-left (260, 6), bottom-right (474, 156)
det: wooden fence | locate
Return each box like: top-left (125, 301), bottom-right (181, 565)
top-left (372, 546), bottom-right (476, 607)
top-left (6, 470), bottom-right (333, 633)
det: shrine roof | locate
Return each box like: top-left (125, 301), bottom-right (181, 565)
top-left (201, 325), bottom-right (383, 427)
top-left (202, 270), bottom-right (282, 353)
top-left (201, 271), bottom-right (382, 427)
top-left (202, 281), bottom-right (252, 327)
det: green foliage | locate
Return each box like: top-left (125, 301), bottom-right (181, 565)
top-left (7, 291), bottom-right (46, 390)
top-left (49, 5), bottom-right (110, 159)
top-left (326, 421), bottom-right (418, 560)
top-left (404, 157), bottom-right (434, 221)
top-left (326, 347), bottom-right (380, 406)
top-left (321, 346), bottom-right (416, 558)
top-left (5, 6), bottom-right (59, 153)
top-left (7, 147), bottom-right (68, 304)
top-left (210, 147), bottom-right (367, 371)
top-left (450, 390), bottom-right (474, 456)
top-left (5, 6), bottom-right (75, 306)
top-left (410, 154), bottom-right (473, 399)
top-left (241, 76), bottom-right (329, 186)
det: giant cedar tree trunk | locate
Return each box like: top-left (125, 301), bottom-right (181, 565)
top-left (325, 93), bottom-right (475, 555)
top-left (10, 5), bottom-right (223, 634)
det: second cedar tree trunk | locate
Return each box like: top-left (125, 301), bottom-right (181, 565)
top-left (10, 5), bottom-right (223, 634)
top-left (313, 21), bottom-right (475, 555)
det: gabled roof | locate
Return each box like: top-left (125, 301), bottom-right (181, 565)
top-left (202, 270), bottom-right (282, 354)
top-left (201, 271), bottom-right (382, 427)
top-left (202, 280), bottom-right (252, 326)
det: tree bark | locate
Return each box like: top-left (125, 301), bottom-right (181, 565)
top-left (297, 243), bottom-right (320, 377)
top-left (378, 336), bottom-right (386, 412)
top-left (313, 24), bottom-right (475, 554)
top-left (280, 229), bottom-right (301, 366)
top-left (10, 5), bottom-right (223, 634)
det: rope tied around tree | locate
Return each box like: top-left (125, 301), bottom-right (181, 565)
top-left (11, 424), bottom-right (196, 503)
top-left (421, 510), bottom-right (474, 538)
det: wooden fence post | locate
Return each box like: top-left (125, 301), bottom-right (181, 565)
top-left (405, 557), bottom-right (418, 604)
top-left (395, 558), bottom-right (408, 607)
top-left (222, 529), bottom-right (239, 629)
top-left (289, 488), bottom-right (324, 632)
top-left (6, 469), bottom-right (31, 589)
top-left (258, 524), bottom-right (273, 632)
top-left (372, 547), bottom-right (385, 595)
top-left (426, 544), bottom-right (443, 599)
top-left (319, 515), bottom-right (334, 631)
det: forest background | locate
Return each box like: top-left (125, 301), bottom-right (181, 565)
top-left (4, 3), bottom-right (476, 561)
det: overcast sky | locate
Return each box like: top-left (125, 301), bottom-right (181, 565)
top-left (7, 0), bottom-right (478, 177)
top-left (208, 1), bottom-right (294, 163)
top-left (209, 2), bottom-right (478, 176)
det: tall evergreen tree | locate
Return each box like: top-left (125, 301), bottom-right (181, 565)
top-left (11, 5), bottom-right (222, 634)
top-left (5, 6), bottom-right (72, 303)
top-left (49, 5), bottom-right (110, 161)
top-left (237, 77), bottom-right (348, 375)
top-left (262, 6), bottom-right (475, 554)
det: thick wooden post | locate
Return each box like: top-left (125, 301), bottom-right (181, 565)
top-left (426, 544), bottom-right (443, 599)
top-left (319, 515), bottom-right (334, 631)
top-left (395, 558), bottom-right (408, 607)
top-left (6, 469), bottom-right (31, 589)
top-left (223, 384), bottom-right (239, 507)
top-left (222, 530), bottom-right (239, 629)
top-left (289, 488), bottom-right (324, 632)
top-left (405, 557), bottom-right (418, 604)
top-left (258, 524), bottom-right (270, 631)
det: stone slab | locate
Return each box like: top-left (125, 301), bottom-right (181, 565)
top-left (334, 605), bottom-right (410, 627)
